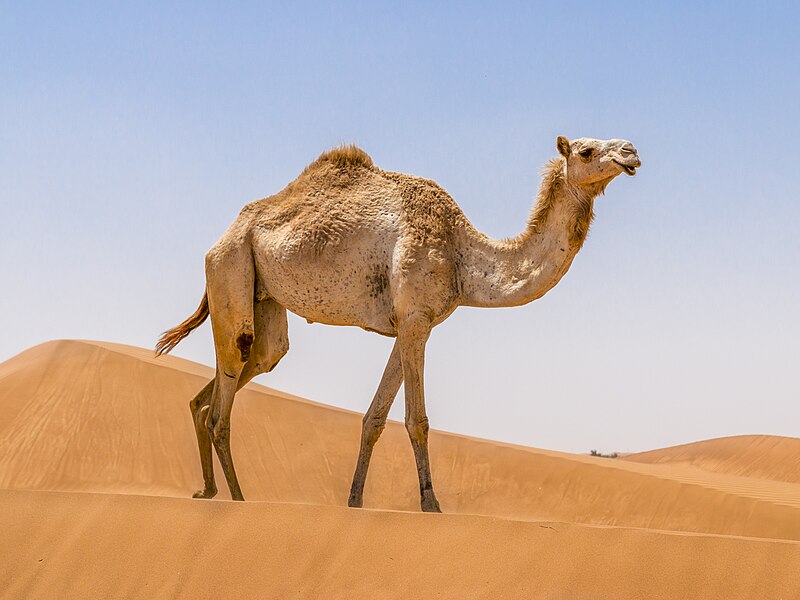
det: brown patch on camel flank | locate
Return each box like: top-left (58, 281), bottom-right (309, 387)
top-left (367, 264), bottom-right (389, 298)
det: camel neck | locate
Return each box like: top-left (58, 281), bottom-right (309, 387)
top-left (456, 160), bottom-right (597, 309)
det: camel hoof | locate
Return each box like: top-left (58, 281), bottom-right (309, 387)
top-left (192, 488), bottom-right (217, 499)
top-left (421, 493), bottom-right (441, 513)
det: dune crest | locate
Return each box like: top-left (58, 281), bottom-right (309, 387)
top-left (1, 339), bottom-right (800, 539)
top-left (623, 435), bottom-right (800, 484)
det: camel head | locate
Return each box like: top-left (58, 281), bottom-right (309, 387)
top-left (556, 136), bottom-right (641, 188)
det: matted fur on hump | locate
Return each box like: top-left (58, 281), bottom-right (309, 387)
top-left (304, 144), bottom-right (374, 173)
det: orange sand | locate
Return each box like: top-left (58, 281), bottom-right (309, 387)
top-left (1, 340), bottom-right (799, 598)
top-left (625, 434), bottom-right (800, 484)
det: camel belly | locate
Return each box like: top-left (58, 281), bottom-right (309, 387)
top-left (252, 228), bottom-right (398, 336)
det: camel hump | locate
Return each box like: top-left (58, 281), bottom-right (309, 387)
top-left (309, 144), bottom-right (374, 170)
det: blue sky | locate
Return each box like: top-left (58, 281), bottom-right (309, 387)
top-left (2, 2), bottom-right (799, 452)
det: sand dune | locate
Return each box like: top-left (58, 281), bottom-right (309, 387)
top-left (2, 339), bottom-right (799, 598)
top-left (624, 435), bottom-right (800, 484)
top-left (3, 489), bottom-right (800, 600)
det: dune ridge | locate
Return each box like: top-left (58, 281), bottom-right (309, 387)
top-left (624, 434), bottom-right (800, 484)
top-left (2, 340), bottom-right (800, 539)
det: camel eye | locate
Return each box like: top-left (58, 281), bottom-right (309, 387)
top-left (579, 148), bottom-right (593, 159)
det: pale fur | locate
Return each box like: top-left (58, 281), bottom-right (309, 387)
top-left (157, 136), bottom-right (641, 511)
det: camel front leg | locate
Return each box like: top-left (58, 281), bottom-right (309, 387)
top-left (398, 316), bottom-right (441, 513)
top-left (189, 379), bottom-right (217, 498)
top-left (348, 340), bottom-right (403, 508)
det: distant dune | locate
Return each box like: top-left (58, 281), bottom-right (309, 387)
top-left (624, 435), bottom-right (800, 484)
top-left (2, 340), bottom-right (799, 598)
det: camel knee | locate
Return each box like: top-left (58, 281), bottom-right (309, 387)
top-left (189, 392), bottom-right (208, 413)
top-left (190, 398), bottom-right (210, 429)
top-left (405, 415), bottom-right (430, 445)
top-left (189, 382), bottom-right (213, 417)
top-left (362, 414), bottom-right (386, 446)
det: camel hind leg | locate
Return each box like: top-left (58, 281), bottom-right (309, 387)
top-left (204, 244), bottom-right (256, 501)
top-left (189, 296), bottom-right (288, 500)
top-left (189, 295), bottom-right (288, 501)
top-left (203, 239), bottom-right (290, 501)
top-left (189, 380), bottom-right (217, 498)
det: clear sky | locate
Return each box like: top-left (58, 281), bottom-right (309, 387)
top-left (2, 1), bottom-right (799, 453)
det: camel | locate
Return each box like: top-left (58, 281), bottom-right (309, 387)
top-left (155, 135), bottom-right (641, 512)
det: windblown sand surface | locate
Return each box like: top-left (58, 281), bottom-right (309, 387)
top-left (625, 434), bottom-right (800, 484)
top-left (1, 340), bottom-right (799, 598)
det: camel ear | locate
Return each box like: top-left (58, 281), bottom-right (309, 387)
top-left (556, 136), bottom-right (571, 158)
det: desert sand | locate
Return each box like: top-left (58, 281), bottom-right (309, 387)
top-left (1, 339), bottom-right (799, 598)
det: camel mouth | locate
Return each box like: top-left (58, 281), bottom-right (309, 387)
top-left (614, 160), bottom-right (637, 176)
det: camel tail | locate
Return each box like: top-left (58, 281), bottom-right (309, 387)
top-left (155, 293), bottom-right (209, 356)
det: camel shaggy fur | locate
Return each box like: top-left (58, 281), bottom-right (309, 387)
top-left (156, 135), bottom-right (641, 512)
